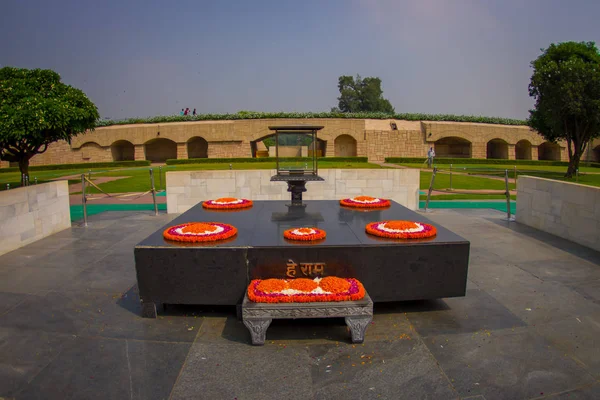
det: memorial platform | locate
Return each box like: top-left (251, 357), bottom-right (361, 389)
top-left (134, 200), bottom-right (470, 315)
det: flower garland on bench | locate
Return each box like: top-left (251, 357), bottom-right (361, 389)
top-left (248, 277), bottom-right (366, 303)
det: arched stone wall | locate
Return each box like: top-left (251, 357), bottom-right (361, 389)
top-left (593, 145), bottom-right (600, 162)
top-left (14, 118), bottom-right (571, 167)
top-left (187, 137), bottom-right (208, 158)
top-left (538, 142), bottom-right (561, 161)
top-left (110, 140), bottom-right (134, 161)
top-left (77, 142), bottom-right (110, 162)
top-left (515, 140), bottom-right (532, 160)
top-left (144, 138), bottom-right (177, 162)
top-left (486, 138), bottom-right (509, 159)
top-left (334, 134), bottom-right (357, 157)
top-left (434, 137), bottom-right (472, 158)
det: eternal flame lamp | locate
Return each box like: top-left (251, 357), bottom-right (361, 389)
top-left (269, 125), bottom-right (324, 207)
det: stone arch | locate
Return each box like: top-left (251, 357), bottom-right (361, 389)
top-left (144, 138), bottom-right (177, 162)
top-left (187, 136), bottom-right (208, 159)
top-left (250, 134), bottom-right (326, 158)
top-left (538, 141), bottom-right (561, 161)
top-left (434, 137), bottom-right (471, 158)
top-left (486, 138), bottom-right (509, 159)
top-left (79, 142), bottom-right (106, 161)
top-left (515, 139), bottom-right (532, 160)
top-left (110, 140), bottom-right (134, 161)
top-left (334, 134), bottom-right (357, 157)
top-left (592, 145), bottom-right (600, 162)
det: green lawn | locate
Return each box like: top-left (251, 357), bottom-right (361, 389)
top-left (421, 194), bottom-right (517, 201)
top-left (399, 163), bottom-right (600, 188)
top-left (420, 171), bottom-right (516, 192)
top-left (396, 162), bottom-right (600, 173)
top-left (0, 167), bottom-right (121, 189)
top-left (79, 161), bottom-right (387, 194)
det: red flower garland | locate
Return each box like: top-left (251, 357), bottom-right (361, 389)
top-left (340, 196), bottom-right (391, 209)
top-left (365, 220), bottom-right (437, 239)
top-left (163, 222), bottom-right (237, 242)
top-left (248, 277), bottom-right (366, 303)
top-left (202, 198), bottom-right (253, 210)
top-left (283, 227), bottom-right (326, 241)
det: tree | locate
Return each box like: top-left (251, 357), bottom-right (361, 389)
top-left (0, 67), bottom-right (99, 184)
top-left (528, 42), bottom-right (600, 178)
top-left (333, 75), bottom-right (395, 113)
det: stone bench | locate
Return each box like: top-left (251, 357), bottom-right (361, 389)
top-left (241, 292), bottom-right (373, 345)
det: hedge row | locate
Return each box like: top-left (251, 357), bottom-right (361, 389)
top-left (385, 157), bottom-right (600, 168)
top-left (0, 160), bottom-right (151, 174)
top-left (96, 112), bottom-right (527, 128)
top-left (165, 157), bottom-right (369, 165)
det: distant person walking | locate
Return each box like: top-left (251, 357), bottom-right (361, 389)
top-left (180, 108), bottom-right (184, 116)
top-left (184, 108), bottom-right (190, 116)
top-left (192, 108), bottom-right (197, 116)
top-left (427, 147), bottom-right (436, 168)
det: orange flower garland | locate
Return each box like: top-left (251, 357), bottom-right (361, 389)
top-left (340, 196), bottom-right (391, 209)
top-left (256, 279), bottom-right (288, 293)
top-left (203, 197), bottom-right (253, 210)
top-left (318, 276), bottom-right (351, 293)
top-left (247, 277), bottom-right (366, 303)
top-left (283, 227), bottom-right (326, 241)
top-left (365, 220), bottom-right (437, 239)
top-left (288, 278), bottom-right (319, 292)
top-left (163, 222), bottom-right (237, 242)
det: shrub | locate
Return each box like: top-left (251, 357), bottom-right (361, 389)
top-left (96, 112), bottom-right (528, 128)
top-left (384, 157), bottom-right (600, 168)
top-left (0, 160), bottom-right (150, 173)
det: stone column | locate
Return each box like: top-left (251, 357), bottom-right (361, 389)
top-left (134, 144), bottom-right (145, 161)
top-left (560, 147), bottom-right (568, 161)
top-left (532, 146), bottom-right (540, 160)
top-left (471, 143), bottom-right (486, 159)
top-left (508, 144), bottom-right (516, 160)
top-left (177, 143), bottom-right (188, 159)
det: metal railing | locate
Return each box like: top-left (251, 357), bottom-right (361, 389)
top-left (423, 166), bottom-right (515, 221)
top-left (80, 167), bottom-right (161, 226)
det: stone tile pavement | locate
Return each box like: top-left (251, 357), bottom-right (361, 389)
top-left (0, 209), bottom-right (599, 399)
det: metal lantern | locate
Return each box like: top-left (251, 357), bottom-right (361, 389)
top-left (269, 125), bottom-right (325, 206)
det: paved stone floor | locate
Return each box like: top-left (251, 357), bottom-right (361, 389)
top-left (1, 209), bottom-right (599, 400)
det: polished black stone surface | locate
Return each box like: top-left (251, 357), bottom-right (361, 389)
top-left (137, 201), bottom-right (466, 248)
top-left (134, 201), bottom-right (470, 308)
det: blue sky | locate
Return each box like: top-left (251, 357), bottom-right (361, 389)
top-left (1, 0), bottom-right (599, 120)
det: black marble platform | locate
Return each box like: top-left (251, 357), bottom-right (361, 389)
top-left (134, 201), bottom-right (470, 316)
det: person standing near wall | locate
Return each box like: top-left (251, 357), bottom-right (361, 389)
top-left (192, 108), bottom-right (197, 116)
top-left (427, 147), bottom-right (433, 168)
top-left (180, 108), bottom-right (184, 116)
top-left (430, 146), bottom-right (436, 167)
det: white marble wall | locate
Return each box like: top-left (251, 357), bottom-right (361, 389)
top-left (0, 181), bottom-right (71, 256)
top-left (166, 169), bottom-right (420, 213)
top-left (517, 176), bottom-right (600, 251)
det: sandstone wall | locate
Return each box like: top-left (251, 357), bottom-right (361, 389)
top-left (0, 118), bottom-right (570, 167)
top-left (366, 130), bottom-right (426, 162)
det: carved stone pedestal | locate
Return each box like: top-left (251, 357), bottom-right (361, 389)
top-left (241, 293), bottom-right (373, 345)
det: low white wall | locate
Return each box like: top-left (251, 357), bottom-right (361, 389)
top-left (0, 181), bottom-right (71, 256)
top-left (516, 176), bottom-right (600, 252)
top-left (167, 169), bottom-right (420, 214)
